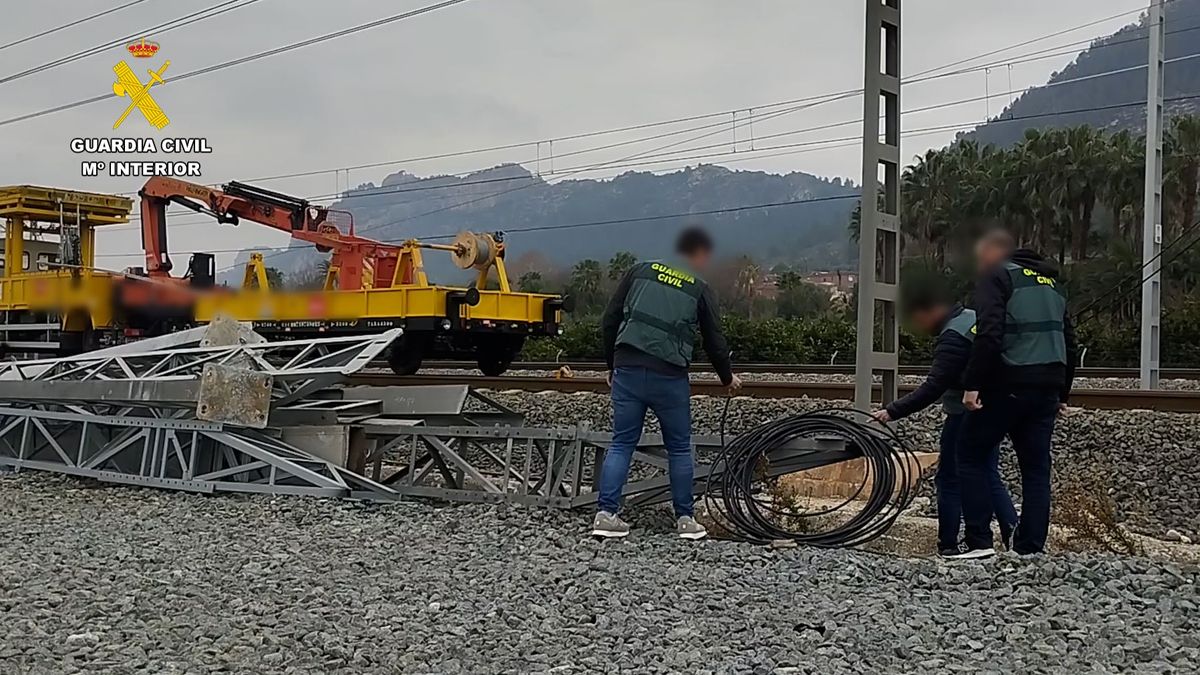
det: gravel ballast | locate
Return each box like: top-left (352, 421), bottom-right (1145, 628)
top-left (1, 474), bottom-right (1198, 674)
top-left (480, 390), bottom-right (1200, 540)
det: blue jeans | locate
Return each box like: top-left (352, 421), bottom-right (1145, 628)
top-left (938, 413), bottom-right (1018, 551)
top-left (959, 389), bottom-right (1059, 554)
top-left (596, 366), bottom-right (694, 517)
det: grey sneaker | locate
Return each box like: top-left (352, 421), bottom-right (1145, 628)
top-left (591, 511), bottom-right (630, 538)
top-left (677, 516), bottom-right (707, 540)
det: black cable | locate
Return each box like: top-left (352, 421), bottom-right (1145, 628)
top-left (0, 0), bottom-right (475, 126)
top-left (0, 0), bottom-right (262, 87)
top-left (704, 408), bottom-right (919, 548)
top-left (1072, 216), bottom-right (1200, 326)
top-left (0, 0), bottom-right (153, 53)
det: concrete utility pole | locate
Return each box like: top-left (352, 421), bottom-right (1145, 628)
top-left (855, 0), bottom-right (901, 410)
top-left (1141, 0), bottom-right (1165, 390)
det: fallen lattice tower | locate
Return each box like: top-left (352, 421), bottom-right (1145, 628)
top-left (0, 323), bottom-right (908, 535)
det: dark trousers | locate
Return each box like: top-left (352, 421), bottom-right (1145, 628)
top-left (596, 366), bottom-right (694, 517)
top-left (959, 389), bottom-right (1059, 554)
top-left (938, 413), bottom-right (1018, 551)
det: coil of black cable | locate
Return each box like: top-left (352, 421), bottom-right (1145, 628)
top-left (704, 408), bottom-right (920, 548)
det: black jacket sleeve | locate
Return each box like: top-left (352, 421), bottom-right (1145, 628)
top-left (886, 331), bottom-right (972, 420)
top-left (1061, 311), bottom-right (1077, 403)
top-left (601, 269), bottom-right (635, 370)
top-left (697, 286), bottom-right (733, 385)
top-left (963, 270), bottom-right (1010, 392)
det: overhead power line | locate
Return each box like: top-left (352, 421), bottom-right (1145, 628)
top-left (907, 4), bottom-right (1154, 79)
top-left (143, 12), bottom-right (1200, 194)
top-left (1072, 217), bottom-right (1200, 326)
top-left (0, 0), bottom-right (153, 53)
top-left (142, 14), bottom-right (1200, 201)
top-left (0, 0), bottom-right (476, 127)
top-left (0, 0), bottom-right (266, 88)
top-left (99, 85), bottom-right (1200, 266)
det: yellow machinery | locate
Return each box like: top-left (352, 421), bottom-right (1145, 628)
top-left (199, 230), bottom-right (569, 375)
top-left (0, 186), bottom-right (133, 354)
top-left (0, 182), bottom-right (569, 374)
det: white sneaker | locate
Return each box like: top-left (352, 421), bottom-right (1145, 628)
top-left (591, 511), bottom-right (630, 538)
top-left (676, 516), bottom-right (707, 540)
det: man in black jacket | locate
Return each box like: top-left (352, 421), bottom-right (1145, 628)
top-left (592, 227), bottom-right (741, 541)
top-left (872, 286), bottom-right (1018, 557)
top-left (955, 229), bottom-right (1077, 559)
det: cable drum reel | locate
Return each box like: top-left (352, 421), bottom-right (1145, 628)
top-left (439, 231), bottom-right (495, 327)
top-left (449, 231), bottom-right (501, 272)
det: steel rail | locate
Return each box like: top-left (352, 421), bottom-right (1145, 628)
top-left (350, 374), bottom-right (1200, 413)
top-left (423, 361), bottom-right (1200, 380)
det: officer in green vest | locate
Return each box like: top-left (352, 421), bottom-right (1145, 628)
top-left (956, 229), bottom-right (1077, 559)
top-left (871, 282), bottom-right (1018, 558)
top-left (592, 227), bottom-right (741, 540)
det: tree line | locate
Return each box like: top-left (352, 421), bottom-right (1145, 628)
top-left (521, 116), bottom-right (1200, 367)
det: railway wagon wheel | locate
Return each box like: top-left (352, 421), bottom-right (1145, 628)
top-left (476, 335), bottom-right (526, 377)
top-left (387, 334), bottom-right (430, 376)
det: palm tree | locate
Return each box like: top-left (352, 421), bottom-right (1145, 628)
top-left (568, 259), bottom-right (604, 313)
top-left (607, 251), bottom-right (638, 282)
top-left (733, 256), bottom-right (762, 319)
top-left (1102, 130), bottom-right (1144, 244)
top-left (1165, 114), bottom-right (1200, 241)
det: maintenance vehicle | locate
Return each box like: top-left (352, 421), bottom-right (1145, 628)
top-left (0, 182), bottom-right (569, 375)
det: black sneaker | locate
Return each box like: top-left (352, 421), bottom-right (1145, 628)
top-left (939, 542), bottom-right (995, 561)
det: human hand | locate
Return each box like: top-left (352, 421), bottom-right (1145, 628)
top-left (963, 391), bottom-right (983, 411)
top-left (1058, 402), bottom-right (1069, 416)
top-left (606, 371), bottom-right (613, 387)
top-left (727, 374), bottom-right (743, 393)
top-left (871, 408), bottom-right (892, 423)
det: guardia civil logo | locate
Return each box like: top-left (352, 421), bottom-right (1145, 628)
top-left (112, 38), bottom-right (170, 130)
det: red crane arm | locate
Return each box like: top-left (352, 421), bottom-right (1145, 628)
top-left (137, 177), bottom-right (400, 284)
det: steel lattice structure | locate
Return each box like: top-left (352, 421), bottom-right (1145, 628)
top-left (0, 405), bottom-right (396, 499)
top-left (355, 425), bottom-right (851, 510)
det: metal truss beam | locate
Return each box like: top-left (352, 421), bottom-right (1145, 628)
top-left (0, 329), bottom-right (399, 383)
top-left (0, 405), bottom-right (397, 500)
top-left (356, 425), bottom-right (851, 509)
top-left (0, 330), bottom-right (402, 425)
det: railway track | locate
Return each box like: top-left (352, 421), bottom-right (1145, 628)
top-left (350, 373), bottom-right (1200, 413)
top-left (428, 361), bottom-right (1200, 380)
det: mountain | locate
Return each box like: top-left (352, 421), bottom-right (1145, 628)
top-left (969, 0), bottom-right (1200, 147)
top-left (228, 163), bottom-right (859, 284)
top-left (226, 6), bottom-right (1200, 284)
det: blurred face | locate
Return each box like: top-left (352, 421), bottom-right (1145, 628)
top-left (975, 240), bottom-right (1009, 273)
top-left (684, 248), bottom-right (713, 272)
top-left (908, 305), bottom-right (945, 335)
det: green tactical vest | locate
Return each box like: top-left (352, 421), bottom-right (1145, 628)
top-left (940, 307), bottom-right (976, 415)
top-left (1001, 261), bottom-right (1068, 367)
top-left (615, 260), bottom-right (705, 368)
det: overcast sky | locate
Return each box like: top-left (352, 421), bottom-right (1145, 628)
top-left (0, 0), bottom-right (1148, 270)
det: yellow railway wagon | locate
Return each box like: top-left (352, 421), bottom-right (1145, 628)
top-left (195, 283), bottom-right (566, 375)
top-left (0, 186), bottom-right (132, 353)
top-left (0, 185), bottom-right (568, 374)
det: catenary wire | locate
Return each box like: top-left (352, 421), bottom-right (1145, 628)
top-left (91, 91), bottom-right (1200, 259)
top-left (0, 0), bottom-right (266, 87)
top-left (120, 11), bottom-right (1200, 197)
top-left (0, 0), bottom-right (476, 126)
top-left (0, 0), bottom-right (154, 53)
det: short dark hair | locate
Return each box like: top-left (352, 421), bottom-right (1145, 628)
top-left (676, 226), bottom-right (714, 256)
top-left (900, 276), bottom-right (952, 314)
top-left (978, 227), bottom-right (1016, 252)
